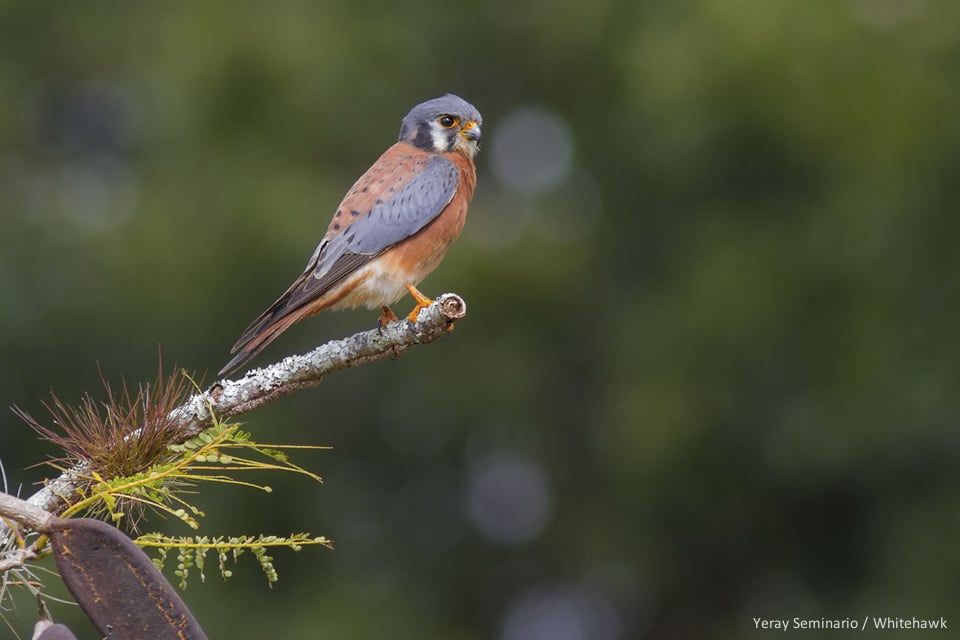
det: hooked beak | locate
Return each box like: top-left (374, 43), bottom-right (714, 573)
top-left (460, 120), bottom-right (481, 142)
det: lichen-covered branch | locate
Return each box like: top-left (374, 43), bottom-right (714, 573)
top-left (0, 491), bottom-right (53, 534)
top-left (0, 491), bottom-right (51, 571)
top-left (1, 293), bottom-right (466, 546)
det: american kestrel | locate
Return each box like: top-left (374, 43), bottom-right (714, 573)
top-left (219, 94), bottom-right (482, 376)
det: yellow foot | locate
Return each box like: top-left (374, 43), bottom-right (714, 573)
top-left (378, 305), bottom-right (399, 327)
top-left (405, 283), bottom-right (434, 322)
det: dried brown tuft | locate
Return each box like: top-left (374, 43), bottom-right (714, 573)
top-left (13, 360), bottom-right (195, 490)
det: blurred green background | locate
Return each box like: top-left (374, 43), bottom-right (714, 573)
top-left (2, 1), bottom-right (960, 638)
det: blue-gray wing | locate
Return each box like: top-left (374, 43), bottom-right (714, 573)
top-left (312, 154), bottom-right (459, 281)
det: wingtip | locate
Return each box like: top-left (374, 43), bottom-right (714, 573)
top-left (218, 351), bottom-right (253, 378)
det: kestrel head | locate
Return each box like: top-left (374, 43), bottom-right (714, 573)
top-left (399, 94), bottom-right (482, 159)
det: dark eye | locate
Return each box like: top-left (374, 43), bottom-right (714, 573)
top-left (438, 115), bottom-right (459, 128)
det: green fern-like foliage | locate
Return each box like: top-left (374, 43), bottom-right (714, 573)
top-left (10, 366), bottom-right (332, 594)
top-left (63, 416), bottom-right (325, 527)
top-left (57, 415), bottom-right (331, 588)
top-left (141, 533), bottom-right (332, 589)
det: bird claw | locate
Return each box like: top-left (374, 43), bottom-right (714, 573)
top-left (405, 284), bottom-right (434, 323)
top-left (378, 305), bottom-right (399, 328)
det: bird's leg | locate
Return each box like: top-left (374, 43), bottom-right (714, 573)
top-left (405, 284), bottom-right (434, 322)
top-left (379, 305), bottom-right (399, 328)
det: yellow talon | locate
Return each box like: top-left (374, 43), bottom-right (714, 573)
top-left (405, 284), bottom-right (434, 322)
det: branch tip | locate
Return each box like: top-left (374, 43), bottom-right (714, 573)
top-left (436, 293), bottom-right (467, 320)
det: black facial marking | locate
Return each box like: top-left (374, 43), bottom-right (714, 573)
top-left (411, 125), bottom-right (434, 151)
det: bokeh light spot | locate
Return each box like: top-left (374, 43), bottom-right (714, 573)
top-left (490, 106), bottom-right (575, 195)
top-left (499, 584), bottom-right (623, 640)
top-left (465, 450), bottom-right (553, 545)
